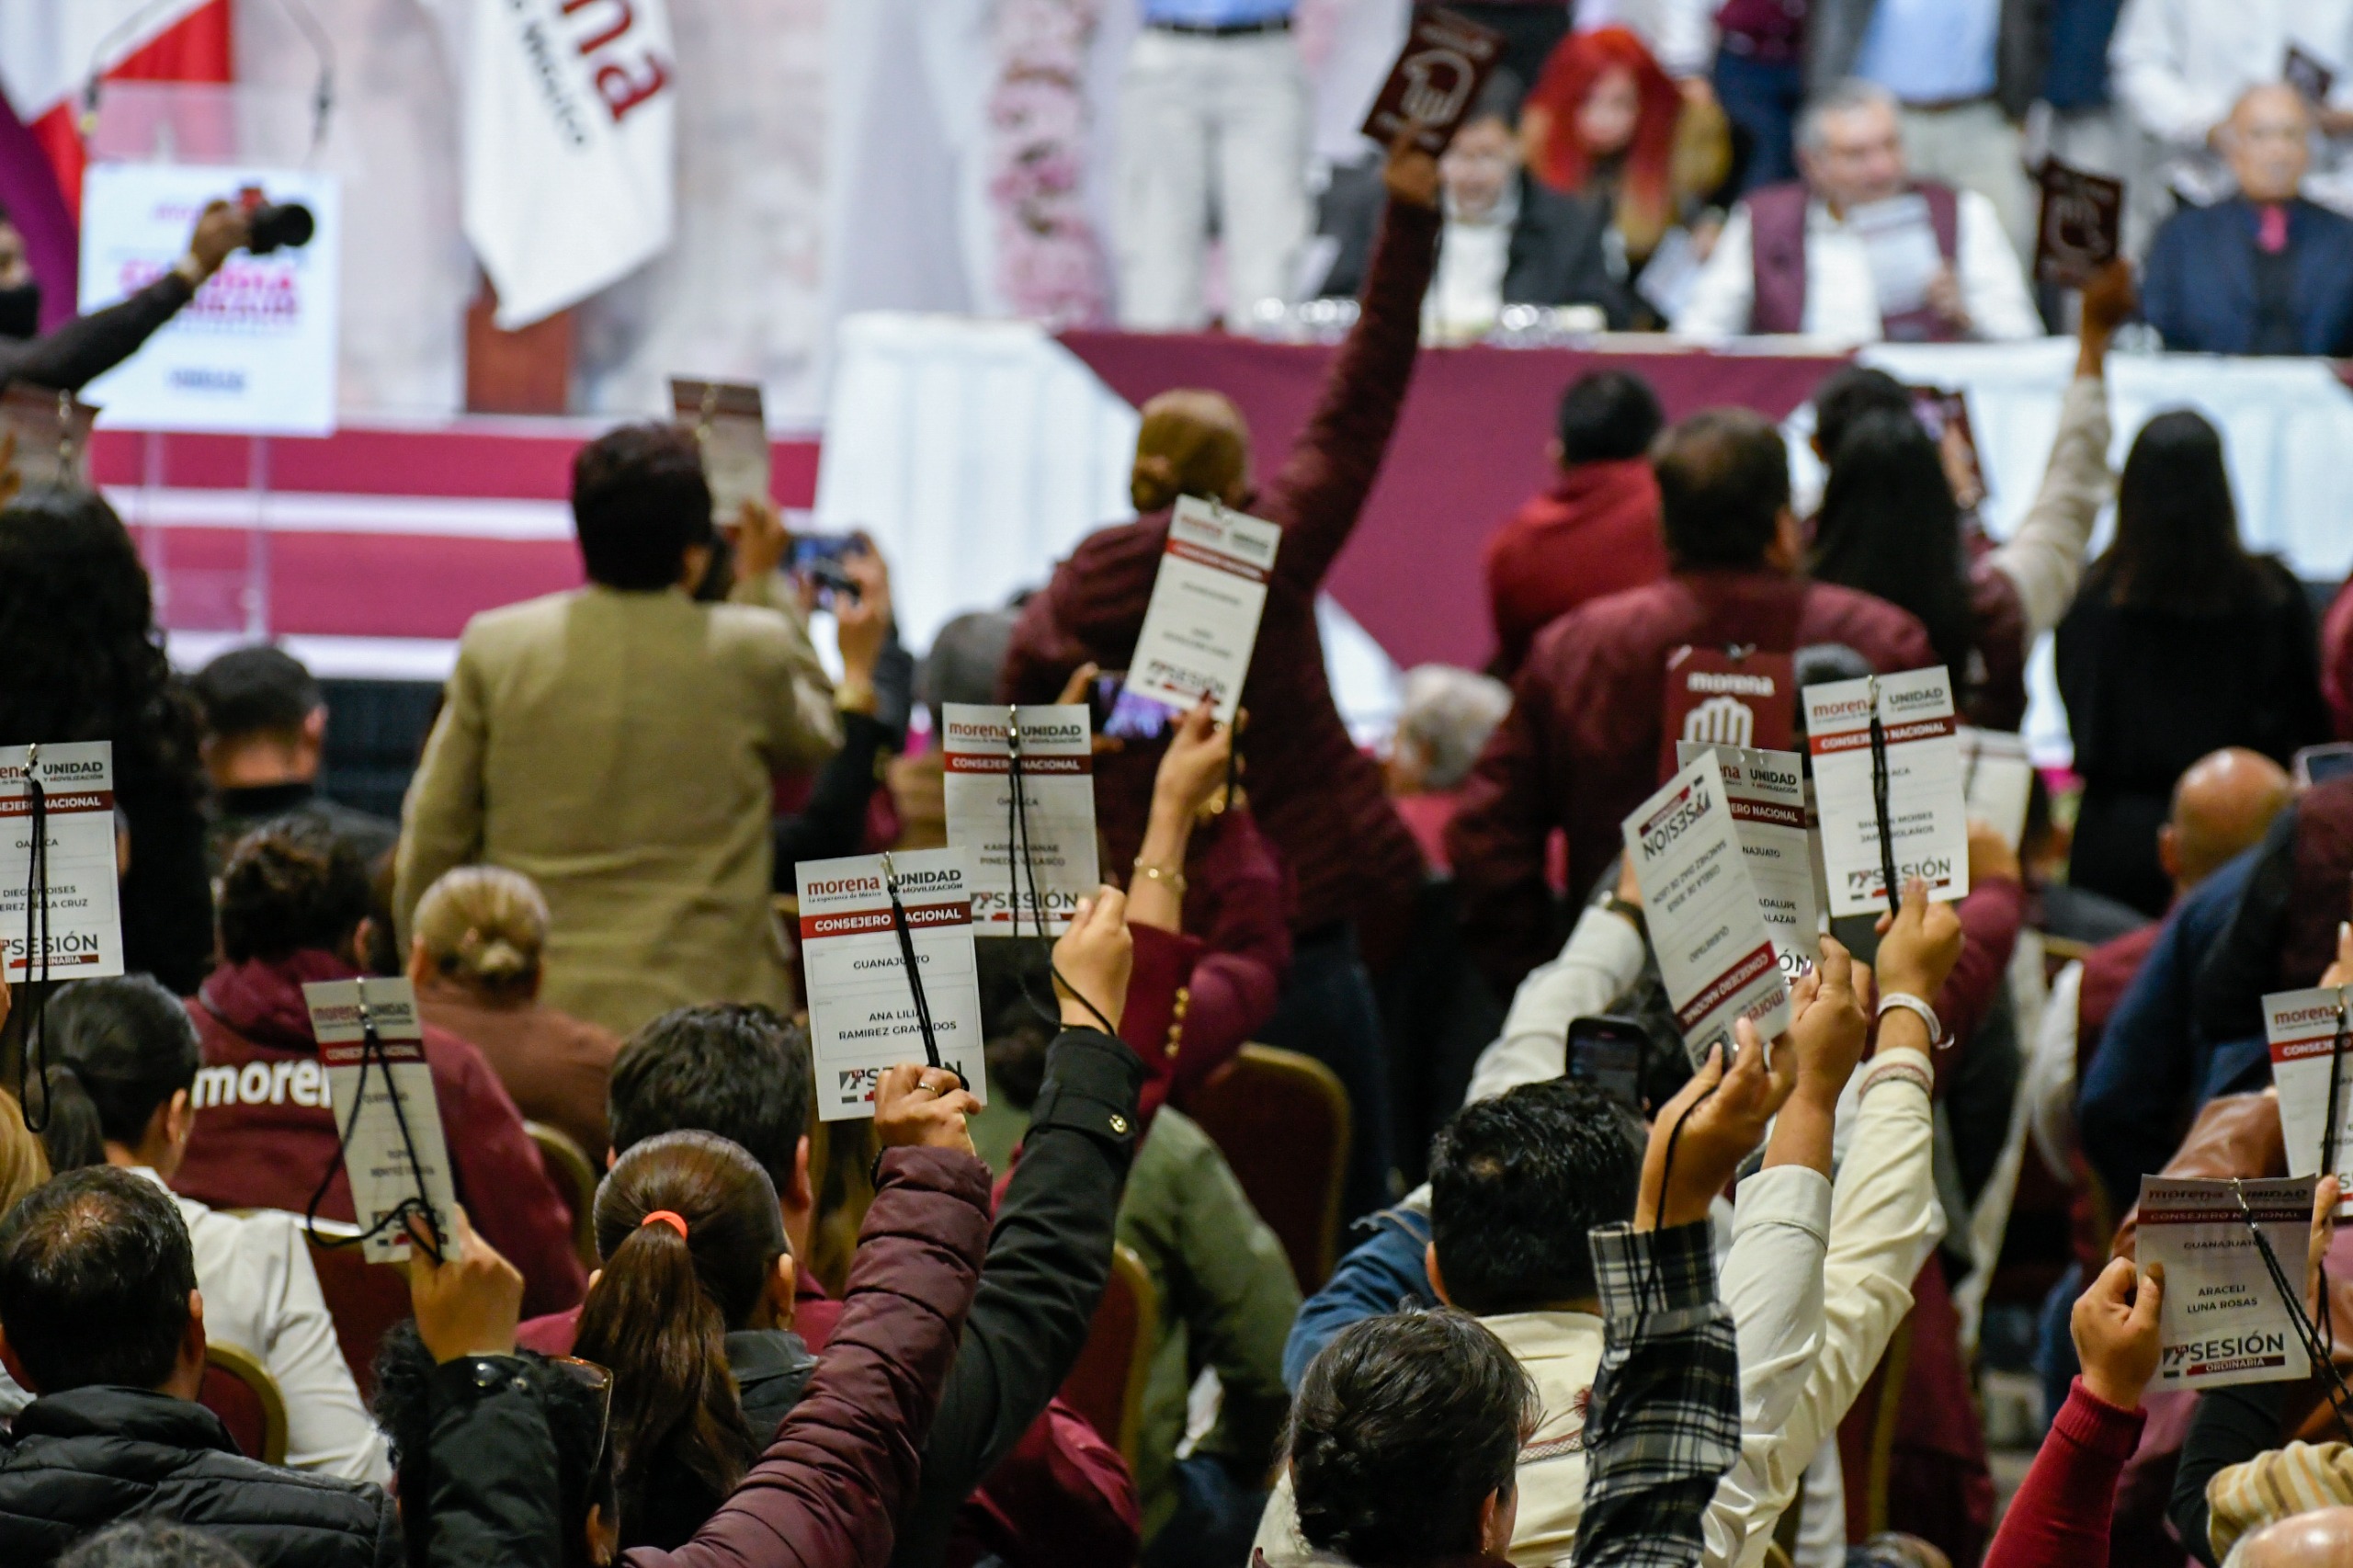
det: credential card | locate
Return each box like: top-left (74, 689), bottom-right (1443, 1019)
top-left (671, 378), bottom-right (769, 525)
top-left (1803, 668), bottom-right (1971, 918)
top-left (303, 977), bottom-right (459, 1266)
top-left (1678, 742), bottom-right (1818, 979)
top-left (2267, 986), bottom-right (2353, 1211)
top-left (2139, 1174), bottom-right (2313, 1392)
top-left (1125, 496), bottom-right (1281, 726)
top-left (1959, 727), bottom-right (2034, 851)
top-left (797, 849), bottom-right (987, 1121)
top-left (0, 743), bottom-right (124, 981)
top-left (941, 703), bottom-right (1099, 936)
top-left (1623, 755), bottom-right (1791, 1061)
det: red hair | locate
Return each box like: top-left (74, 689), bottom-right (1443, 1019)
top-left (1526, 26), bottom-right (1682, 240)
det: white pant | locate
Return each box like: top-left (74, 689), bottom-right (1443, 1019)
top-left (1115, 28), bottom-right (1312, 330)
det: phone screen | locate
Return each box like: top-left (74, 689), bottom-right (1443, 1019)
top-left (790, 534), bottom-right (858, 572)
top-left (1566, 1017), bottom-right (1648, 1111)
top-left (2297, 744), bottom-right (2353, 789)
top-left (1092, 675), bottom-right (1177, 743)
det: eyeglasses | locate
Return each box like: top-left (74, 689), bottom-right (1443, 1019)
top-left (548, 1356), bottom-right (615, 1470)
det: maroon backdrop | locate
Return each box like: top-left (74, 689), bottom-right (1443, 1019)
top-left (1059, 333), bottom-right (1849, 670)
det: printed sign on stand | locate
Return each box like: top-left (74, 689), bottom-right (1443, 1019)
top-left (0, 744), bottom-right (124, 982)
top-left (2138, 1174), bottom-right (2315, 1392)
top-left (941, 703), bottom-right (1099, 936)
top-left (78, 163), bottom-right (340, 435)
top-left (302, 978), bottom-right (458, 1266)
top-left (1803, 668), bottom-right (1971, 918)
top-left (797, 849), bottom-right (987, 1120)
top-left (1621, 754), bottom-right (1791, 1061)
top-left (1125, 496), bottom-right (1281, 726)
top-left (1677, 742), bottom-right (1818, 977)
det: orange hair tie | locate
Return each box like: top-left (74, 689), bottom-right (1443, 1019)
top-left (640, 1210), bottom-right (688, 1238)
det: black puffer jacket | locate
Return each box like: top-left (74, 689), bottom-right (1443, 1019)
top-left (0, 1386), bottom-right (401, 1567)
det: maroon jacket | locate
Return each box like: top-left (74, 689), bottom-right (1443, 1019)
top-left (1484, 458), bottom-right (1668, 677)
top-left (624, 1146), bottom-right (991, 1568)
top-left (1001, 199), bottom-right (1441, 946)
top-left (172, 949), bottom-right (587, 1318)
top-left (1448, 567), bottom-right (1937, 988)
top-left (1119, 806), bottom-right (1292, 1123)
top-left (1981, 1381), bottom-right (2145, 1568)
top-left (1746, 180), bottom-right (1962, 340)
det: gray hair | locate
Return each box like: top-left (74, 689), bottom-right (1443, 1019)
top-left (919, 609), bottom-right (1019, 732)
top-left (1393, 665), bottom-right (1512, 790)
top-left (1796, 78), bottom-right (1900, 156)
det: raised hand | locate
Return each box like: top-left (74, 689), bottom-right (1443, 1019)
top-left (1872, 878), bottom-right (1964, 1011)
top-left (2070, 1256), bottom-right (2164, 1411)
top-left (1786, 937), bottom-right (1870, 1108)
top-left (406, 1207), bottom-right (524, 1363)
top-left (1638, 1019), bottom-right (1797, 1231)
top-left (1052, 888), bottom-right (1134, 1033)
top-left (1382, 124), bottom-right (1440, 210)
top-left (872, 1063), bottom-right (983, 1155)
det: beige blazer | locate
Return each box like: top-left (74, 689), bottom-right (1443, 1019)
top-left (394, 584), bottom-right (840, 1037)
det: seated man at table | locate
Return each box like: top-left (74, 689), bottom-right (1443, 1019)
top-left (1673, 78), bottom-right (2041, 344)
top-left (2142, 83), bottom-right (2353, 357)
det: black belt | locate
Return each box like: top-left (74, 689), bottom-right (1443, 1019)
top-left (1149, 16), bottom-right (1291, 37)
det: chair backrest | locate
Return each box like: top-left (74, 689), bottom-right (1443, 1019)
top-left (528, 1119), bottom-right (602, 1268)
top-left (297, 1216), bottom-right (414, 1399)
top-left (1186, 1044), bottom-right (1352, 1293)
top-left (200, 1340), bottom-right (288, 1466)
top-left (1055, 1243), bottom-right (1159, 1466)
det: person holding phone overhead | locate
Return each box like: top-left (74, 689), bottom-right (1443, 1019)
top-left (1001, 129), bottom-right (1442, 1223)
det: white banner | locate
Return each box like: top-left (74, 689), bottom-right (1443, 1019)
top-left (429, 0), bottom-right (676, 329)
top-left (77, 165), bottom-right (341, 435)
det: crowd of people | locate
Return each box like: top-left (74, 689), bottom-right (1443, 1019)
top-left (13, 19), bottom-right (2353, 1568)
top-left (1119, 0), bottom-right (2353, 351)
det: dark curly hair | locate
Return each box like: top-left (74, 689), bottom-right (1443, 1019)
top-left (0, 485), bottom-right (203, 800)
top-left (216, 817), bottom-right (372, 964)
top-left (1288, 1309), bottom-right (1536, 1567)
top-left (1429, 1078), bottom-right (1643, 1314)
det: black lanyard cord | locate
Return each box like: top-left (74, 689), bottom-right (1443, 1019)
top-left (881, 853), bottom-right (949, 1076)
top-left (302, 994), bottom-right (445, 1266)
top-left (1866, 677), bottom-right (1900, 921)
top-left (1005, 710), bottom-right (1120, 1039)
top-left (17, 749), bottom-right (51, 1133)
top-left (2231, 1177), bottom-right (2353, 1443)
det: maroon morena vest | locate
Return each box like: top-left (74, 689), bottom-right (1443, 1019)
top-left (1747, 180), bottom-right (1961, 340)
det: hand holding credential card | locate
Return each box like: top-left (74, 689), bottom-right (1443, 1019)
top-left (303, 977), bottom-right (459, 1266)
top-left (2137, 1174), bottom-right (2315, 1392)
top-left (1621, 754), bottom-right (1792, 1062)
top-left (1360, 7), bottom-right (1506, 156)
top-left (797, 849), bottom-right (987, 1121)
top-left (941, 703), bottom-right (1100, 936)
top-left (1803, 668), bottom-right (1971, 919)
top-left (1125, 496), bottom-right (1281, 727)
top-left (2033, 159), bottom-right (2124, 290)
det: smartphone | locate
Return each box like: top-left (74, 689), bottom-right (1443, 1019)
top-left (1089, 672), bottom-right (1179, 744)
top-left (2296, 743), bottom-right (2353, 790)
top-left (790, 533), bottom-right (860, 572)
top-left (1566, 1015), bottom-right (1652, 1113)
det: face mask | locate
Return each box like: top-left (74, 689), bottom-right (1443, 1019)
top-left (0, 281), bottom-right (39, 341)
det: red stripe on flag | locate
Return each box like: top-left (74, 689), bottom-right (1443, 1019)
top-left (36, 0), bottom-right (236, 225)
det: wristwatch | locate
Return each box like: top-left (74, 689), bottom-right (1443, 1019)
top-left (1600, 892), bottom-right (1646, 941)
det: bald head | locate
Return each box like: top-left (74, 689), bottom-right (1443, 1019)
top-left (2161, 747), bottom-right (2292, 894)
top-left (2234, 1506), bottom-right (2353, 1567)
top-left (2223, 82), bottom-right (2313, 205)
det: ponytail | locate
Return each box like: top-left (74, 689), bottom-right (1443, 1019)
top-left (574, 1218), bottom-right (758, 1530)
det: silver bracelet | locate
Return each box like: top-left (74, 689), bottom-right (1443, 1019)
top-left (1876, 991), bottom-right (1948, 1050)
